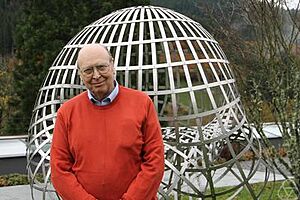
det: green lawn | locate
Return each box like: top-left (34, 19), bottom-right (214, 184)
top-left (170, 180), bottom-right (298, 200)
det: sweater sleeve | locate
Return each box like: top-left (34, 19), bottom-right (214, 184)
top-left (50, 110), bottom-right (98, 200)
top-left (122, 98), bottom-right (165, 200)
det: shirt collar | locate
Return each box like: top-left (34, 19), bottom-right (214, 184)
top-left (87, 81), bottom-right (119, 106)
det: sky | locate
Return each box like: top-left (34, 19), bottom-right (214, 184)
top-left (286, 0), bottom-right (300, 9)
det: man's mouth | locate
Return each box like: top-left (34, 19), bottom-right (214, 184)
top-left (93, 81), bottom-right (105, 87)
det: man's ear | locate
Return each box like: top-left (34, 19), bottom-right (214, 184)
top-left (79, 75), bottom-right (84, 85)
top-left (111, 62), bottom-right (116, 74)
top-left (77, 68), bottom-right (83, 82)
top-left (77, 69), bottom-right (82, 78)
top-left (113, 67), bottom-right (117, 78)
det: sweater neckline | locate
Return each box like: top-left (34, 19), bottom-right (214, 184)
top-left (85, 85), bottom-right (122, 110)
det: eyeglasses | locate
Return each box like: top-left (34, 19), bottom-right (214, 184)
top-left (80, 64), bottom-right (110, 77)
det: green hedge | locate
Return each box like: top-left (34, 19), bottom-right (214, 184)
top-left (0, 173), bottom-right (29, 187)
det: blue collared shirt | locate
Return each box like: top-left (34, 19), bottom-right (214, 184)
top-left (87, 81), bottom-right (119, 106)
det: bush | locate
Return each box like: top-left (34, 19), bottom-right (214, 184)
top-left (0, 173), bottom-right (29, 187)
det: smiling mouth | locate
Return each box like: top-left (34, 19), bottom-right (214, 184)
top-left (93, 81), bottom-right (105, 86)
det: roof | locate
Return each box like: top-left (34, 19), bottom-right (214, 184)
top-left (0, 139), bottom-right (26, 158)
top-left (252, 123), bottom-right (282, 139)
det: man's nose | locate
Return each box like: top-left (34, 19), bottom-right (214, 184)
top-left (92, 67), bottom-right (101, 78)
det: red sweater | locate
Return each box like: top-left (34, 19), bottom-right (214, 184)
top-left (50, 86), bottom-right (164, 200)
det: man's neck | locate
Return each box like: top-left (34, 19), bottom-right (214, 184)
top-left (88, 81), bottom-right (119, 106)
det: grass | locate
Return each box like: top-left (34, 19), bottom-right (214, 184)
top-left (171, 180), bottom-right (298, 200)
top-left (212, 181), bottom-right (298, 200)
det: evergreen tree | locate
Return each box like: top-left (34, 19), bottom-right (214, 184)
top-left (0, 0), bottom-right (21, 56)
top-left (7, 0), bottom-right (149, 134)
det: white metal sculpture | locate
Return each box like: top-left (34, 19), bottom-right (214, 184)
top-left (27, 6), bottom-right (273, 200)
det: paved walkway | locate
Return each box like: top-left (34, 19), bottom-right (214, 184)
top-left (0, 185), bottom-right (43, 200)
top-left (0, 184), bottom-right (59, 200)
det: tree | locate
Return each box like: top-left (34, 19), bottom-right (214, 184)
top-left (0, 0), bottom-right (21, 57)
top-left (0, 59), bottom-right (14, 135)
top-left (242, 0), bottom-right (300, 196)
top-left (5, 0), bottom-right (150, 134)
top-left (0, 0), bottom-right (22, 135)
top-left (195, 0), bottom-right (300, 197)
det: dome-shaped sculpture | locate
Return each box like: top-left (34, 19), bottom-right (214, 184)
top-left (27, 6), bottom-right (273, 200)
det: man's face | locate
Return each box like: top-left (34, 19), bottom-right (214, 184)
top-left (77, 44), bottom-right (115, 100)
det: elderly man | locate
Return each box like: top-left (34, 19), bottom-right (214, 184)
top-left (50, 44), bottom-right (164, 200)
